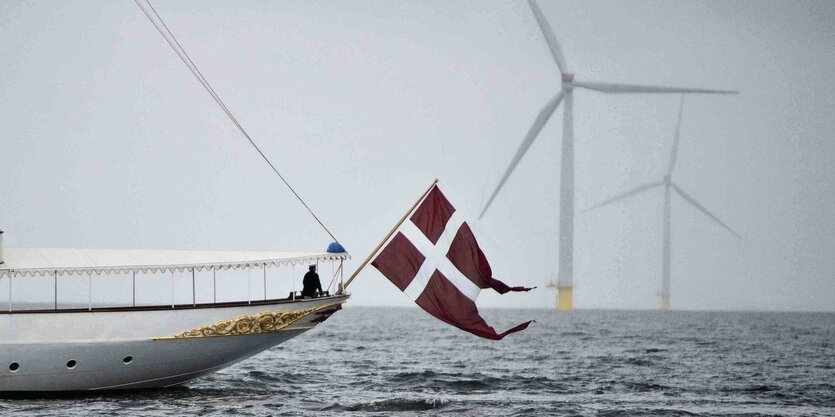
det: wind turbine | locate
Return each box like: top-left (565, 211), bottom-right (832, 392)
top-left (583, 95), bottom-right (741, 310)
top-left (478, 0), bottom-right (737, 311)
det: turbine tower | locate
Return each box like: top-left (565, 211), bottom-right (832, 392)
top-left (583, 95), bottom-right (741, 310)
top-left (478, 0), bottom-right (737, 311)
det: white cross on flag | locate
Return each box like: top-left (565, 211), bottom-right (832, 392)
top-left (371, 185), bottom-right (533, 340)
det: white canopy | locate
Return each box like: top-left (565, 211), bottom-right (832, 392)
top-left (0, 248), bottom-right (350, 278)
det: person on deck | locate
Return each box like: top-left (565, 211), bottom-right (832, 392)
top-left (301, 264), bottom-right (322, 298)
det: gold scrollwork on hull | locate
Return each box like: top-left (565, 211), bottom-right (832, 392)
top-left (167, 301), bottom-right (343, 339)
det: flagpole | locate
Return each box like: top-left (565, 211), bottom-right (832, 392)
top-left (342, 178), bottom-right (439, 290)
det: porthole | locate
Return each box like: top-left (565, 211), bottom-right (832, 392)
top-left (123, 356), bottom-right (133, 364)
top-left (9, 362), bottom-right (19, 372)
top-left (66, 360), bottom-right (77, 369)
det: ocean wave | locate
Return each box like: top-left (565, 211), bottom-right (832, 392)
top-left (323, 398), bottom-right (448, 412)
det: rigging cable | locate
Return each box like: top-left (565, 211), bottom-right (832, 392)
top-left (133, 0), bottom-right (340, 243)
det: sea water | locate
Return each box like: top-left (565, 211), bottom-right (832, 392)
top-left (0, 307), bottom-right (832, 416)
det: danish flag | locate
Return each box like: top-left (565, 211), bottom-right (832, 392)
top-left (372, 185), bottom-right (533, 340)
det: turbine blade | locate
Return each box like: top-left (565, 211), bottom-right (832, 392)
top-left (672, 183), bottom-right (741, 239)
top-left (527, 0), bottom-right (567, 74)
top-left (479, 90), bottom-right (565, 219)
top-left (574, 81), bottom-right (738, 95)
top-left (581, 181), bottom-right (664, 213)
top-left (667, 95), bottom-right (685, 175)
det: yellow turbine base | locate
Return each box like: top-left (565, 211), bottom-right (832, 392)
top-left (557, 286), bottom-right (573, 311)
top-left (660, 295), bottom-right (670, 311)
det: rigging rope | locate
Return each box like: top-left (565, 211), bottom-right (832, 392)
top-left (133, 0), bottom-right (340, 243)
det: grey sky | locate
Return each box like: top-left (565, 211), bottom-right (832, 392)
top-left (1, 1), bottom-right (833, 311)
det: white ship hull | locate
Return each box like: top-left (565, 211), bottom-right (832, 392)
top-left (0, 295), bottom-right (348, 391)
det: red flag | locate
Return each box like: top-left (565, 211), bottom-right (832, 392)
top-left (371, 185), bottom-right (533, 340)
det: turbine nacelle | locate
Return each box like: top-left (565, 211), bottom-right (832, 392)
top-left (561, 73), bottom-right (575, 83)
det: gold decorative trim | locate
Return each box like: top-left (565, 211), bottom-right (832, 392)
top-left (154, 301), bottom-right (344, 340)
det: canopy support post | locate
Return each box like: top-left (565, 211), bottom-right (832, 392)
top-left (292, 264), bottom-right (296, 300)
top-left (212, 266), bottom-right (217, 304)
top-left (88, 273), bottom-right (92, 311)
top-left (262, 264), bottom-right (267, 301)
top-left (247, 266), bottom-right (252, 305)
top-left (339, 259), bottom-right (344, 293)
top-left (192, 268), bottom-right (196, 307)
top-left (53, 270), bottom-right (58, 310)
top-left (132, 270), bottom-right (136, 307)
top-left (170, 270), bottom-right (174, 309)
top-left (8, 273), bottom-right (12, 312)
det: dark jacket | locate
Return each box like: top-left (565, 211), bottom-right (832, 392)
top-left (302, 270), bottom-right (322, 298)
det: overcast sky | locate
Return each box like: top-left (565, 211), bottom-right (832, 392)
top-left (1, 1), bottom-right (833, 311)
